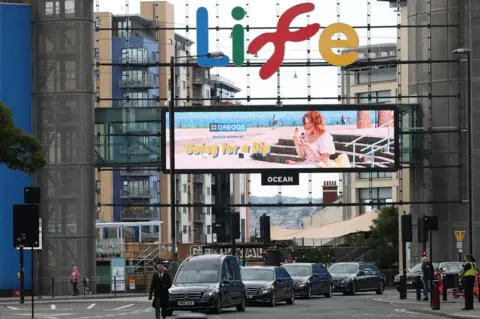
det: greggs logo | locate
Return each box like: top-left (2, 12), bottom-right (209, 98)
top-left (196, 2), bottom-right (360, 80)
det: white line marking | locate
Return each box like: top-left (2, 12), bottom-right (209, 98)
top-left (112, 304), bottom-right (134, 311)
top-left (87, 304), bottom-right (96, 309)
top-left (7, 306), bottom-right (19, 310)
top-left (51, 304), bottom-right (56, 309)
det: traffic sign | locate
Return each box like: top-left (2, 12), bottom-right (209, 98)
top-left (455, 231), bottom-right (465, 242)
top-left (457, 242), bottom-right (463, 249)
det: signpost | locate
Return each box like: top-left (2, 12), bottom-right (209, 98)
top-left (455, 231), bottom-right (465, 261)
top-left (261, 172), bottom-right (300, 186)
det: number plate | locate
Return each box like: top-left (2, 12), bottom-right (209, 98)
top-left (178, 301), bottom-right (194, 306)
top-left (247, 295), bottom-right (254, 299)
top-left (407, 281), bottom-right (412, 285)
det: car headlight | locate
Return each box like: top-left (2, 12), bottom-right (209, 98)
top-left (202, 291), bottom-right (216, 299)
top-left (394, 275), bottom-right (400, 281)
top-left (296, 281), bottom-right (308, 287)
top-left (259, 286), bottom-right (274, 294)
top-left (340, 279), bottom-right (350, 284)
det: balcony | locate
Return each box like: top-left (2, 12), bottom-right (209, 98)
top-left (119, 75), bottom-right (158, 88)
top-left (193, 74), bottom-right (210, 86)
top-left (120, 209), bottom-right (158, 221)
top-left (120, 54), bottom-right (156, 64)
top-left (193, 174), bottom-right (204, 183)
top-left (120, 189), bottom-right (155, 198)
top-left (120, 170), bottom-right (156, 176)
top-left (193, 193), bottom-right (205, 203)
top-left (118, 100), bottom-right (160, 108)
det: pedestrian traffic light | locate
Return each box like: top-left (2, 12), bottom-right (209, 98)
top-left (401, 214), bottom-right (413, 242)
top-left (260, 214), bottom-right (271, 243)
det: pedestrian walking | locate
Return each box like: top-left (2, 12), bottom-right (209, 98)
top-left (462, 254), bottom-right (476, 310)
top-left (421, 257), bottom-right (434, 301)
top-left (70, 266), bottom-right (80, 296)
top-left (149, 264), bottom-right (172, 319)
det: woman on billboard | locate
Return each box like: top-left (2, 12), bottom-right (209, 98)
top-left (286, 111), bottom-right (350, 167)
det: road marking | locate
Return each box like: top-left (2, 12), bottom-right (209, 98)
top-left (112, 304), bottom-right (134, 311)
top-left (7, 306), bottom-right (19, 310)
top-left (51, 304), bottom-right (56, 309)
top-left (87, 304), bottom-right (96, 309)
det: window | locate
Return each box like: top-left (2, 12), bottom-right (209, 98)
top-left (207, 187), bottom-right (211, 196)
top-left (240, 218), bottom-right (246, 242)
top-left (275, 268), bottom-right (282, 279)
top-left (183, 207), bottom-right (187, 214)
top-left (359, 187), bottom-right (393, 212)
top-left (182, 81), bottom-right (186, 89)
top-left (121, 48), bottom-right (149, 63)
top-left (207, 225), bottom-right (211, 235)
top-left (359, 172), bottom-right (392, 179)
top-left (122, 180), bottom-right (149, 197)
top-left (222, 261), bottom-right (233, 280)
top-left (355, 67), bottom-right (397, 84)
top-left (183, 225), bottom-right (187, 233)
top-left (357, 90), bottom-right (392, 104)
top-left (240, 175), bottom-right (246, 204)
top-left (183, 184), bottom-right (187, 193)
top-left (314, 264), bottom-right (328, 274)
top-left (280, 268), bottom-right (291, 279)
top-left (227, 258), bottom-right (241, 280)
top-left (122, 91), bottom-right (148, 107)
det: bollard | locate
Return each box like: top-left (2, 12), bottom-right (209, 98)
top-left (399, 275), bottom-right (406, 300)
top-left (415, 276), bottom-right (422, 301)
top-left (114, 276), bottom-right (117, 297)
top-left (432, 280), bottom-right (440, 310)
top-left (51, 278), bottom-right (54, 299)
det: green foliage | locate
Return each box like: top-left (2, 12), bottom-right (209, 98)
top-left (0, 102), bottom-right (45, 174)
top-left (366, 206), bottom-right (399, 268)
top-left (343, 232), bottom-right (368, 247)
top-left (288, 247), bottom-right (335, 264)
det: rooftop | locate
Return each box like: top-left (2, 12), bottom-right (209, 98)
top-left (210, 74), bottom-right (241, 93)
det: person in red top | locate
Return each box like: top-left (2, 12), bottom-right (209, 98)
top-left (71, 266), bottom-right (80, 296)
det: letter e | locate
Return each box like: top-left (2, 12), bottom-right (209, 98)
top-left (319, 23), bottom-right (359, 67)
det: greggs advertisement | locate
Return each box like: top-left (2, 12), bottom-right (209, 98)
top-left (163, 106), bottom-right (398, 172)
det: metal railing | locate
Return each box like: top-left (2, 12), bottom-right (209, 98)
top-left (120, 189), bottom-right (154, 198)
top-left (119, 77), bottom-right (158, 88)
top-left (345, 119), bottom-right (393, 148)
top-left (120, 55), bottom-right (156, 64)
top-left (359, 139), bottom-right (395, 167)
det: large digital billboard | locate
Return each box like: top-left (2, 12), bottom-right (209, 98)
top-left (161, 105), bottom-right (399, 173)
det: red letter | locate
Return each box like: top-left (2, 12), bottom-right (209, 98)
top-left (248, 3), bottom-right (320, 80)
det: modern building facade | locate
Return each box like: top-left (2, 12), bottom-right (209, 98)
top-left (0, 3), bottom-right (34, 295)
top-left (95, 2), bottom-right (249, 248)
top-left (340, 44), bottom-right (400, 219)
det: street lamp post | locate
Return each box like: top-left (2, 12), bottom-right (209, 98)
top-left (453, 47), bottom-right (473, 254)
top-left (169, 52), bottom-right (225, 269)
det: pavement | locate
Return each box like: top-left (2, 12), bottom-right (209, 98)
top-left (0, 289), bottom-right (440, 319)
top-left (374, 290), bottom-right (480, 318)
top-left (0, 293), bottom-right (146, 304)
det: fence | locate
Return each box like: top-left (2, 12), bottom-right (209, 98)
top-left (0, 274), bottom-right (155, 298)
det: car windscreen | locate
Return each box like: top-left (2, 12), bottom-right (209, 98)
top-left (282, 265), bottom-right (312, 277)
top-left (174, 260), bottom-right (220, 284)
top-left (241, 268), bottom-right (274, 281)
top-left (327, 264), bottom-right (358, 274)
top-left (441, 262), bottom-right (463, 272)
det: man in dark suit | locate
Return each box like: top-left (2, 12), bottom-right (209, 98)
top-left (149, 264), bottom-right (172, 319)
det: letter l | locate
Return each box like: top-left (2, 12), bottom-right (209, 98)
top-left (196, 7), bottom-right (230, 67)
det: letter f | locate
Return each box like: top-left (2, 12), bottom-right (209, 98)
top-left (196, 8), bottom-right (230, 67)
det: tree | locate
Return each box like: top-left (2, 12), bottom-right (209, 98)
top-left (0, 102), bottom-right (45, 174)
top-left (367, 206), bottom-right (399, 268)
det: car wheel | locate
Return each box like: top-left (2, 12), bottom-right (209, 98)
top-left (349, 281), bottom-right (357, 295)
top-left (236, 294), bottom-right (246, 312)
top-left (286, 291), bottom-right (295, 305)
top-left (324, 284), bottom-right (333, 298)
top-left (376, 281), bottom-right (385, 295)
top-left (269, 292), bottom-right (276, 307)
top-left (305, 285), bottom-right (312, 299)
top-left (212, 295), bottom-right (222, 314)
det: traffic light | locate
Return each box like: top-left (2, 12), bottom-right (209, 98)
top-left (259, 214), bottom-right (271, 243)
top-left (231, 211), bottom-right (240, 239)
top-left (418, 216), bottom-right (428, 243)
top-left (401, 214), bottom-right (412, 242)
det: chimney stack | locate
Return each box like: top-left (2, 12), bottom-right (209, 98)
top-left (322, 181), bottom-right (338, 205)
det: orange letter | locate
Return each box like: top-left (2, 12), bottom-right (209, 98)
top-left (319, 23), bottom-right (359, 66)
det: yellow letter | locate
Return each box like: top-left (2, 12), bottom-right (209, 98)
top-left (222, 143), bottom-right (227, 154)
top-left (262, 144), bottom-right (271, 156)
top-left (186, 142), bottom-right (194, 155)
top-left (241, 145), bottom-right (250, 153)
top-left (319, 23), bottom-right (359, 66)
top-left (252, 142), bottom-right (259, 154)
top-left (212, 145), bottom-right (219, 158)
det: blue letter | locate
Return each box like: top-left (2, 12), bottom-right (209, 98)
top-left (196, 7), bottom-right (230, 67)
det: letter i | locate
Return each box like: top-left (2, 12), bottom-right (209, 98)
top-left (231, 7), bottom-right (246, 66)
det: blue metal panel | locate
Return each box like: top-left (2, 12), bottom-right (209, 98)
top-left (0, 4), bottom-right (33, 291)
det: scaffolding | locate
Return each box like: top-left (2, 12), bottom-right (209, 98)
top-left (91, 0), bottom-right (473, 267)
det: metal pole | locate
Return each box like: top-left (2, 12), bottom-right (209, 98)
top-left (467, 51), bottom-right (474, 255)
top-left (32, 251), bottom-right (34, 318)
top-left (20, 246), bottom-right (25, 304)
top-left (169, 56), bottom-right (177, 267)
top-left (429, 230), bottom-right (433, 307)
top-left (401, 227), bottom-right (407, 300)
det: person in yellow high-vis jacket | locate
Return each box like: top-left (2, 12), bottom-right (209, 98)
top-left (462, 255), bottom-right (476, 311)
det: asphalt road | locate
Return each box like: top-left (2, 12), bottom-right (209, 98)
top-left (0, 291), bottom-right (437, 319)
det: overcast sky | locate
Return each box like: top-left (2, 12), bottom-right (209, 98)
top-left (98, 0), bottom-right (397, 198)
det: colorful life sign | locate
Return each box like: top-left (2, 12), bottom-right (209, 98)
top-left (196, 2), bottom-right (360, 80)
